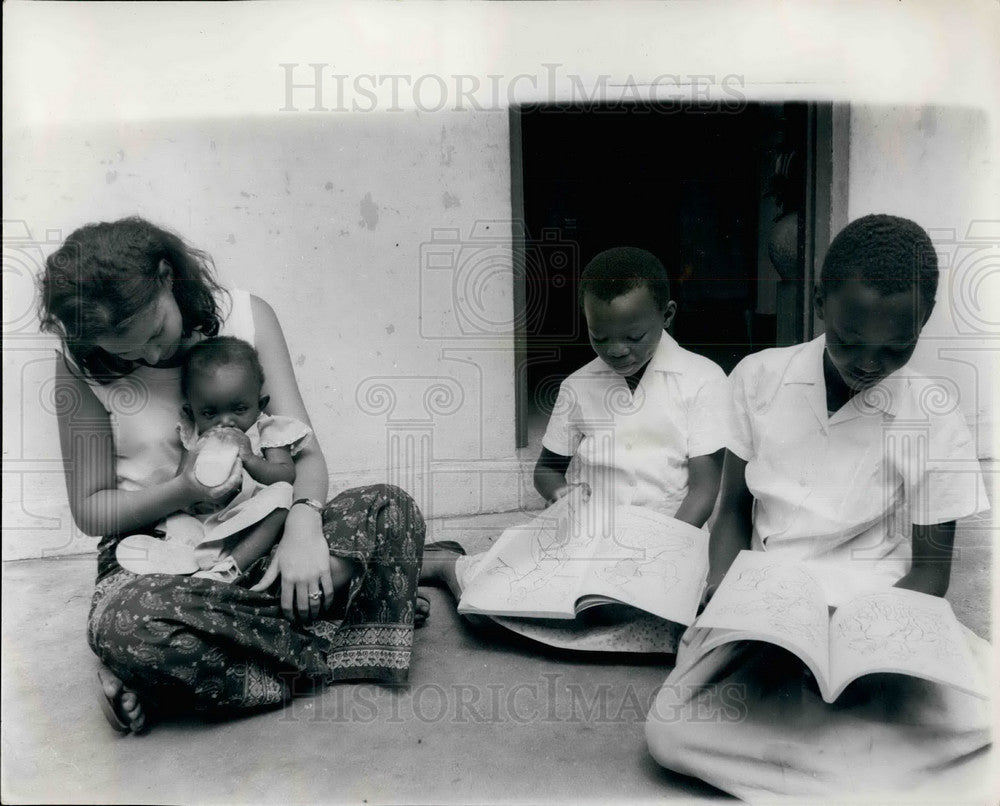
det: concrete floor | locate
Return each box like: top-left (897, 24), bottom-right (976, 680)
top-left (2, 502), bottom-right (994, 805)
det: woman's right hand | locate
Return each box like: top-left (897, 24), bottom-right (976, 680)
top-left (178, 439), bottom-right (243, 505)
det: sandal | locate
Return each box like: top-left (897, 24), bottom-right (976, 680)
top-left (97, 668), bottom-right (145, 735)
top-left (423, 540), bottom-right (466, 556)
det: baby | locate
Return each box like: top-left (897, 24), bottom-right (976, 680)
top-left (116, 336), bottom-right (311, 582)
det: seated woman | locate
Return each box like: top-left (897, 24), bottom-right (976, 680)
top-left (422, 247), bottom-right (730, 652)
top-left (39, 217), bottom-right (428, 733)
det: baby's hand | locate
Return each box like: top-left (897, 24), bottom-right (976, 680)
top-left (195, 429), bottom-right (243, 481)
top-left (213, 426), bottom-right (253, 462)
top-left (179, 441), bottom-right (243, 504)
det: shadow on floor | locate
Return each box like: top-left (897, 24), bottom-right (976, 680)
top-left (2, 487), bottom-right (992, 803)
top-left (2, 558), bottom-right (729, 804)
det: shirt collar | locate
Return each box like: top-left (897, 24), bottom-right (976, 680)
top-left (646, 329), bottom-right (683, 374)
top-left (783, 334), bottom-right (827, 385)
top-left (589, 328), bottom-right (681, 377)
top-left (782, 334), bottom-right (903, 421)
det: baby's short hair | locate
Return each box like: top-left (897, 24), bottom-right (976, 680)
top-left (578, 246), bottom-right (671, 310)
top-left (180, 336), bottom-right (265, 398)
top-left (820, 214), bottom-right (938, 307)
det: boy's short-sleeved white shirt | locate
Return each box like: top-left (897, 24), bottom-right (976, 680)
top-left (728, 334), bottom-right (988, 605)
top-left (543, 330), bottom-right (730, 514)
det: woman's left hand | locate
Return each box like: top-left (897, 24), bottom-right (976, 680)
top-left (249, 506), bottom-right (334, 621)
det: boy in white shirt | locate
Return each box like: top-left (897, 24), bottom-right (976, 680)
top-left (423, 247), bottom-right (731, 652)
top-left (535, 246), bottom-right (730, 523)
top-left (646, 214), bottom-right (991, 798)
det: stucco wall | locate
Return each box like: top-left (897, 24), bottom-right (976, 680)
top-left (4, 3), bottom-right (997, 560)
top-left (3, 112), bottom-right (524, 560)
top-left (847, 105), bottom-right (998, 457)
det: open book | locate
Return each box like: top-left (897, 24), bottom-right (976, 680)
top-left (457, 498), bottom-right (709, 626)
top-left (697, 550), bottom-right (988, 703)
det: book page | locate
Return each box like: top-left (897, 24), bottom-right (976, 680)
top-left (698, 551), bottom-right (831, 685)
top-left (828, 588), bottom-right (987, 701)
top-left (580, 506), bottom-right (709, 625)
top-left (457, 497), bottom-right (597, 618)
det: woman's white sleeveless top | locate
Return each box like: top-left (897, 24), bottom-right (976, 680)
top-left (87, 289), bottom-right (255, 492)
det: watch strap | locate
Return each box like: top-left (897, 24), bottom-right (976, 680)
top-left (291, 497), bottom-right (325, 514)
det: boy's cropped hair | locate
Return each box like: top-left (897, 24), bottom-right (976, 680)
top-left (181, 335), bottom-right (265, 397)
top-left (579, 246), bottom-right (671, 311)
top-left (820, 214), bottom-right (938, 307)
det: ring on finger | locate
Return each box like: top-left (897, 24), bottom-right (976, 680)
top-left (308, 591), bottom-right (322, 601)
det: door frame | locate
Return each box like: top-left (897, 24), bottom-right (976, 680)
top-left (509, 106), bottom-right (529, 448)
top-left (510, 102), bottom-right (849, 449)
top-left (805, 103), bottom-right (851, 339)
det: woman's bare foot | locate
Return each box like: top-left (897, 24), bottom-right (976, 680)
top-left (419, 549), bottom-right (463, 599)
top-left (415, 592), bottom-right (431, 628)
top-left (97, 667), bottom-right (147, 734)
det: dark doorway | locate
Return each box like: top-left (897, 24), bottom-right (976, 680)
top-left (512, 102), bottom-right (828, 448)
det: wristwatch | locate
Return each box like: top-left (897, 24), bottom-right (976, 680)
top-left (291, 497), bottom-right (325, 514)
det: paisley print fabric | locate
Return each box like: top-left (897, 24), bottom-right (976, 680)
top-left (88, 485), bottom-right (424, 712)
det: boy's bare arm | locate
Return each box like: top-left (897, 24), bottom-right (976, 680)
top-left (894, 521), bottom-right (956, 598)
top-left (533, 447), bottom-right (574, 503)
top-left (673, 448), bottom-right (724, 528)
top-left (705, 450), bottom-right (754, 598)
top-left (241, 446), bottom-right (296, 486)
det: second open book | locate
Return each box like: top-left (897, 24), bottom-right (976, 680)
top-left (457, 497), bottom-right (709, 627)
top-left (697, 550), bottom-right (988, 703)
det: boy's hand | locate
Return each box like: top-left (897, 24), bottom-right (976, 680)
top-left (894, 567), bottom-right (949, 598)
top-left (895, 522), bottom-right (955, 599)
top-left (552, 481), bottom-right (591, 504)
top-left (696, 580), bottom-right (720, 616)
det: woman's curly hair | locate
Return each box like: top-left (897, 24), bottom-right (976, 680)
top-left (38, 217), bottom-right (228, 382)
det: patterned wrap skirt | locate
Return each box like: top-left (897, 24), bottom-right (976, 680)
top-left (87, 484), bottom-right (425, 712)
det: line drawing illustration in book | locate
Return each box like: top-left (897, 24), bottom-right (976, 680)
top-left (696, 550), bottom-right (988, 703)
top-left (457, 496), bottom-right (709, 625)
